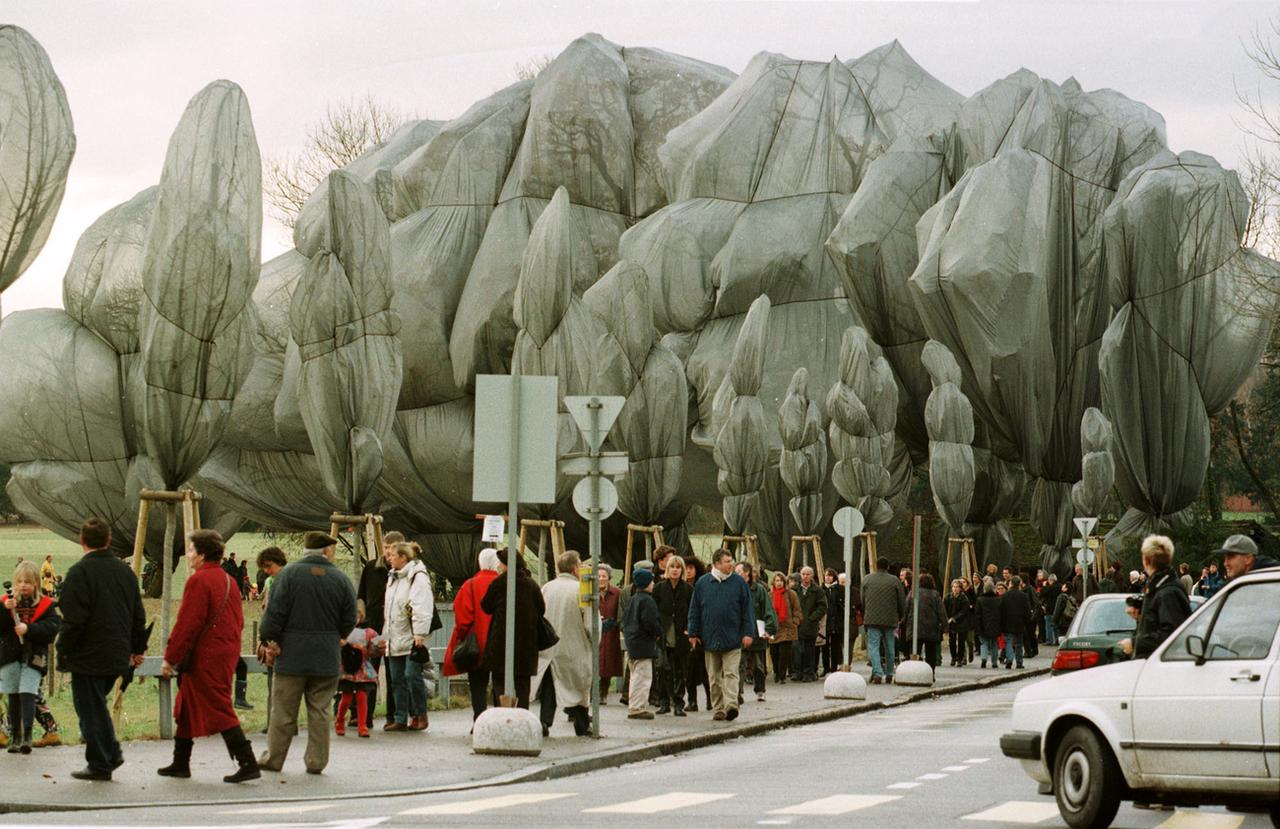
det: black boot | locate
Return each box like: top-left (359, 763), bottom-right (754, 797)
top-left (656, 699), bottom-right (671, 715)
top-left (158, 737), bottom-right (193, 778)
top-left (233, 680), bottom-right (253, 711)
top-left (570, 706), bottom-right (590, 737)
top-left (221, 727), bottom-right (260, 783)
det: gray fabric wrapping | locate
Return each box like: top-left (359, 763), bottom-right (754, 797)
top-left (712, 296), bottom-right (771, 533)
top-left (0, 26), bottom-right (75, 301)
top-left (1071, 407), bottom-right (1115, 519)
top-left (778, 368), bottom-right (828, 534)
top-left (138, 80), bottom-right (260, 488)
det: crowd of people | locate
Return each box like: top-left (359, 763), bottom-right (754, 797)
top-left (1, 517), bottom-right (1277, 784)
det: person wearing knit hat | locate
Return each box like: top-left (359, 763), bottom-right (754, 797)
top-left (257, 527), bottom-right (357, 775)
top-left (621, 568), bottom-right (661, 719)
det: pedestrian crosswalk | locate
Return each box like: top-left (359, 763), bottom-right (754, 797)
top-left (399, 792), bottom-right (574, 816)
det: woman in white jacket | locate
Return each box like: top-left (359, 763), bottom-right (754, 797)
top-left (382, 542), bottom-right (434, 732)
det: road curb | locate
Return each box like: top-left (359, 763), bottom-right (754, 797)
top-left (1, 668), bottom-right (1048, 814)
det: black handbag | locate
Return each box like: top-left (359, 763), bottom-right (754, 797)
top-left (452, 631), bottom-right (481, 672)
top-left (410, 642), bottom-right (432, 664)
top-left (536, 616), bottom-right (559, 650)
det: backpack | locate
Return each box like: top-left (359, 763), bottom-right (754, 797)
top-left (341, 641), bottom-right (365, 675)
top-left (1062, 595), bottom-right (1079, 621)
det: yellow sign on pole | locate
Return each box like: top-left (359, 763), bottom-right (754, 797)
top-left (579, 564), bottom-right (593, 608)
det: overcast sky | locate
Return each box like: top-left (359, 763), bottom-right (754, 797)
top-left (4, 0), bottom-right (1277, 315)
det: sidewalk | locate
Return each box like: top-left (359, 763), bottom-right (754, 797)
top-left (0, 650), bottom-right (1054, 813)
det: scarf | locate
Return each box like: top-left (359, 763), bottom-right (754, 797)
top-left (710, 566), bottom-right (731, 582)
top-left (772, 587), bottom-right (788, 623)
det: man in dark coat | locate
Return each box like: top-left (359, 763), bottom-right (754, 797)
top-left (795, 566), bottom-right (827, 682)
top-left (687, 549), bottom-right (754, 722)
top-left (735, 561), bottom-right (776, 704)
top-left (1122, 535), bottom-right (1192, 660)
top-left (56, 517), bottom-right (148, 781)
top-left (821, 569), bottom-right (845, 675)
top-left (999, 576), bottom-right (1032, 669)
top-left (257, 531), bottom-right (357, 775)
top-left (861, 556), bottom-right (905, 684)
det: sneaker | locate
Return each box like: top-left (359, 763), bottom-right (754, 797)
top-left (756, 693), bottom-right (766, 702)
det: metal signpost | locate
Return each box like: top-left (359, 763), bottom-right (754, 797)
top-left (831, 506), bottom-right (865, 669)
top-left (562, 394), bottom-right (627, 738)
top-left (472, 372), bottom-right (558, 703)
top-left (911, 514), bottom-right (922, 658)
top-left (1074, 516), bottom-right (1099, 600)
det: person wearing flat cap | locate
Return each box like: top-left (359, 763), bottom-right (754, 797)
top-left (257, 531), bottom-right (357, 775)
top-left (1218, 534), bottom-right (1280, 581)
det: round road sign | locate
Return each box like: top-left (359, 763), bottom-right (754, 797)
top-left (572, 476), bottom-right (618, 521)
top-left (832, 506), bottom-right (865, 539)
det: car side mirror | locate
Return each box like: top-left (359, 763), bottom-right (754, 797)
top-left (1185, 634), bottom-right (1206, 665)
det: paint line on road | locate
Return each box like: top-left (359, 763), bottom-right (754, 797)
top-left (583, 792), bottom-right (734, 814)
top-left (962, 757), bottom-right (990, 764)
top-left (941, 765), bottom-right (971, 772)
top-left (769, 794), bottom-right (901, 815)
top-left (962, 801), bottom-right (1061, 824)
top-left (221, 804), bottom-right (336, 815)
top-left (1155, 812), bottom-right (1245, 829)
top-left (399, 792), bottom-right (574, 816)
top-left (917, 773), bottom-right (948, 780)
top-left (887, 782), bottom-right (921, 790)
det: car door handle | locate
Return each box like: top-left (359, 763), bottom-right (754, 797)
top-left (1229, 670), bottom-right (1261, 682)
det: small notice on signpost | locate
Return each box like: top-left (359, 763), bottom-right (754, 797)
top-left (482, 514), bottom-right (505, 543)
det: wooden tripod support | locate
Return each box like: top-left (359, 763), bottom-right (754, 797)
top-left (125, 488), bottom-right (203, 739)
top-left (517, 518), bottom-right (566, 583)
top-left (721, 534), bottom-right (760, 571)
top-left (857, 531), bottom-right (878, 580)
top-left (329, 512), bottom-right (385, 581)
top-left (943, 537), bottom-right (980, 590)
top-left (1088, 536), bottom-right (1109, 581)
top-left (786, 535), bottom-right (824, 577)
top-left (623, 524), bottom-right (665, 586)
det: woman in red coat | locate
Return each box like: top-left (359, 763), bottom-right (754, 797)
top-left (158, 529), bottom-right (259, 783)
top-left (444, 547), bottom-right (500, 720)
top-left (597, 564), bottom-right (622, 699)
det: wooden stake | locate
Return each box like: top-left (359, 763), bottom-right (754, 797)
top-left (131, 499), bottom-right (151, 578)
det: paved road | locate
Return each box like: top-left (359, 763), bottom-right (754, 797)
top-left (2, 677), bottom-right (1270, 828)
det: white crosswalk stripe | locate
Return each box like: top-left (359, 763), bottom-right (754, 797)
top-left (768, 794), bottom-right (900, 815)
top-left (942, 765), bottom-right (971, 772)
top-left (887, 782), bottom-right (921, 790)
top-left (399, 793), bottom-right (574, 816)
top-left (583, 791), bottom-right (734, 814)
top-left (963, 757), bottom-right (991, 764)
top-left (917, 772), bottom-right (948, 780)
top-left (962, 800), bottom-right (1061, 823)
top-left (1154, 812), bottom-right (1245, 829)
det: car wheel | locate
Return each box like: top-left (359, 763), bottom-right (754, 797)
top-left (1053, 724), bottom-right (1122, 829)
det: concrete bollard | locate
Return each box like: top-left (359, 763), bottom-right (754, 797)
top-left (893, 658), bottom-right (935, 687)
top-left (822, 670), bottom-right (867, 700)
top-left (471, 706), bottom-right (544, 756)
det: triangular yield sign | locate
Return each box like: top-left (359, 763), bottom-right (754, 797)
top-left (1073, 516), bottom-right (1099, 538)
top-left (563, 395), bottom-right (625, 452)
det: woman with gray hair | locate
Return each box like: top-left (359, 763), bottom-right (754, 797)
top-left (445, 548), bottom-right (501, 721)
top-left (596, 563), bottom-right (622, 702)
top-left (382, 542), bottom-right (433, 732)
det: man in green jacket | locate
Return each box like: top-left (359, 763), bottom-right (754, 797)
top-left (257, 531), bottom-right (357, 775)
top-left (796, 566), bottom-right (827, 682)
top-left (735, 561), bottom-right (776, 704)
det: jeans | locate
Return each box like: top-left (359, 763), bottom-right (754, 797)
top-left (1003, 633), bottom-right (1024, 667)
top-left (70, 674), bottom-right (121, 774)
top-left (867, 626), bottom-right (896, 679)
top-left (980, 636), bottom-right (1000, 664)
top-left (1041, 615), bottom-right (1057, 645)
top-left (387, 655), bottom-right (427, 723)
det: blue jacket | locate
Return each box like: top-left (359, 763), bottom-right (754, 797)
top-left (687, 572), bottom-right (755, 653)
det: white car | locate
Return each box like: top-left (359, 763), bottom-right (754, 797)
top-left (1001, 567), bottom-right (1280, 828)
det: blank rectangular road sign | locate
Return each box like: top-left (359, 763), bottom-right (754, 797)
top-left (471, 374), bottom-right (559, 504)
